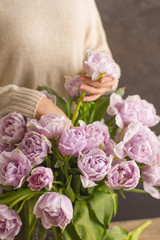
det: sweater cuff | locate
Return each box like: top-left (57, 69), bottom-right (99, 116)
top-left (8, 87), bottom-right (45, 118)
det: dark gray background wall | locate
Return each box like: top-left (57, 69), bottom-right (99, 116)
top-left (95, 0), bottom-right (160, 221)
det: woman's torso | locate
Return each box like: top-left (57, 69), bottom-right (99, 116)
top-left (0, 0), bottom-right (89, 98)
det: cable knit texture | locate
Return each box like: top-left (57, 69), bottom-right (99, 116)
top-left (0, 0), bottom-right (119, 118)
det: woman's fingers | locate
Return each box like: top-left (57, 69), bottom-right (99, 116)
top-left (79, 75), bottom-right (116, 101)
top-left (79, 75), bottom-right (115, 89)
top-left (79, 83), bottom-right (113, 95)
top-left (99, 76), bottom-right (114, 84)
top-left (82, 94), bottom-right (101, 102)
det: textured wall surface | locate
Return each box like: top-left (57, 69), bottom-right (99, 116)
top-left (95, 0), bottom-right (160, 221)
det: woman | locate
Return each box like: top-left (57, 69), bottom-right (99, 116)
top-left (0, 0), bottom-right (119, 120)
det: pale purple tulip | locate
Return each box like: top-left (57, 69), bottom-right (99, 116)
top-left (107, 93), bottom-right (160, 128)
top-left (142, 163), bottom-right (160, 199)
top-left (103, 139), bottom-right (117, 157)
top-left (33, 192), bottom-right (73, 229)
top-left (0, 204), bottom-right (22, 240)
top-left (17, 131), bottom-right (52, 166)
top-left (78, 149), bottom-right (113, 188)
top-left (28, 167), bottom-right (53, 191)
top-left (0, 112), bottom-right (26, 152)
top-left (0, 149), bottom-right (31, 188)
top-left (79, 120), bottom-right (110, 153)
top-left (64, 75), bottom-right (83, 97)
top-left (114, 123), bottom-right (160, 165)
top-left (58, 126), bottom-right (87, 156)
top-left (0, 141), bottom-right (15, 154)
top-left (27, 113), bottom-right (71, 139)
top-left (83, 50), bottom-right (120, 81)
top-left (106, 159), bottom-right (140, 190)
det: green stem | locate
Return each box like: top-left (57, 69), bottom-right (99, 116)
top-left (17, 194), bottom-right (35, 214)
top-left (52, 227), bottom-right (61, 240)
top-left (82, 102), bottom-right (88, 123)
top-left (52, 140), bottom-right (65, 162)
top-left (56, 151), bottom-right (65, 162)
top-left (64, 157), bottom-right (69, 180)
top-left (60, 166), bottom-right (65, 175)
top-left (59, 188), bottom-right (63, 194)
top-left (64, 155), bottom-right (72, 180)
top-left (105, 116), bottom-right (115, 125)
top-left (69, 168), bottom-right (81, 174)
top-left (88, 103), bottom-right (96, 124)
top-left (0, 184), bottom-right (11, 189)
top-left (9, 194), bottom-right (31, 210)
top-left (9, 191), bottom-right (44, 210)
top-left (72, 91), bottom-right (86, 125)
top-left (127, 220), bottom-right (152, 240)
top-left (119, 189), bottom-right (126, 199)
top-left (52, 185), bottom-right (58, 192)
top-left (53, 181), bottom-right (63, 185)
top-left (45, 157), bottom-right (51, 168)
top-left (107, 120), bottom-right (116, 126)
top-left (128, 188), bottom-right (147, 194)
top-left (29, 218), bottom-right (38, 240)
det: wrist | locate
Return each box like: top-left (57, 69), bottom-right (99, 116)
top-left (35, 97), bottom-right (68, 120)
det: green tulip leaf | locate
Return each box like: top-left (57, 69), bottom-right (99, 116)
top-left (103, 226), bottom-right (128, 240)
top-left (88, 190), bottom-right (117, 229)
top-left (124, 220), bottom-right (152, 240)
top-left (72, 200), bottom-right (105, 240)
top-left (115, 87), bottom-right (126, 97)
top-left (63, 222), bottom-right (81, 240)
top-left (0, 188), bottom-right (34, 205)
top-left (64, 175), bottom-right (75, 203)
top-left (93, 96), bottom-right (110, 121)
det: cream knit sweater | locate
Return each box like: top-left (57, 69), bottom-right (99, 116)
top-left (0, 0), bottom-right (118, 118)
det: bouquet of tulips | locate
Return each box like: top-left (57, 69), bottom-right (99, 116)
top-left (0, 50), bottom-right (159, 240)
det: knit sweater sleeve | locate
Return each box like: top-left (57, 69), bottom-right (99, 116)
top-left (0, 85), bottom-right (45, 118)
top-left (84, 0), bottom-right (121, 91)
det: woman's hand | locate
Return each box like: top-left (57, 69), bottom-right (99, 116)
top-left (79, 75), bottom-right (116, 101)
top-left (35, 96), bottom-right (69, 120)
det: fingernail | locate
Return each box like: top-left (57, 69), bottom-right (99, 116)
top-left (101, 79), bottom-right (106, 83)
top-left (79, 76), bottom-right (85, 81)
top-left (79, 84), bottom-right (84, 89)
